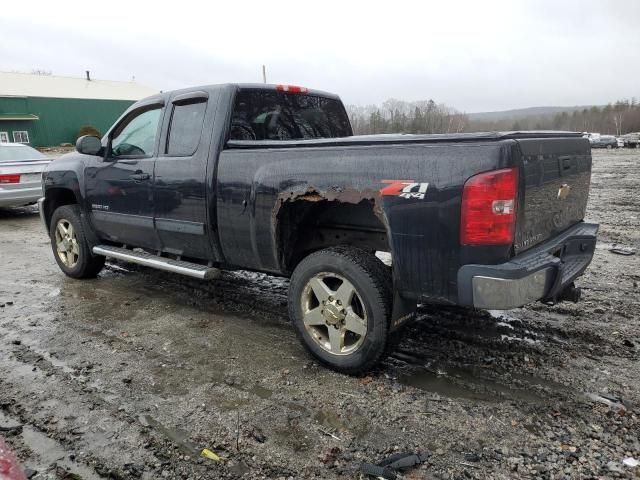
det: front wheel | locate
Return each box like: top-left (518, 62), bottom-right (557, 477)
top-left (288, 246), bottom-right (392, 374)
top-left (50, 205), bottom-right (105, 279)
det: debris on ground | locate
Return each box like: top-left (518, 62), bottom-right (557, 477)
top-left (361, 451), bottom-right (430, 479)
top-left (609, 246), bottom-right (636, 255)
top-left (318, 427), bottom-right (342, 441)
top-left (0, 425), bottom-right (22, 434)
top-left (623, 457), bottom-right (639, 468)
top-left (201, 448), bottom-right (221, 461)
top-left (584, 392), bottom-right (632, 411)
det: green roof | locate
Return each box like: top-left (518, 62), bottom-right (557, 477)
top-left (0, 114), bottom-right (39, 121)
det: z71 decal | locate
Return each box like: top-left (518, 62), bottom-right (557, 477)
top-left (380, 180), bottom-right (429, 200)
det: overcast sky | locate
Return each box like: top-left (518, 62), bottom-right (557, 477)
top-left (1, 0), bottom-right (638, 112)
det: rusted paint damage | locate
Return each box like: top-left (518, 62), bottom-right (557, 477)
top-left (272, 185), bottom-right (391, 272)
top-left (272, 185), bottom-right (387, 227)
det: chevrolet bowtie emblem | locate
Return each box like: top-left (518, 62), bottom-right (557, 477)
top-left (557, 184), bottom-right (571, 200)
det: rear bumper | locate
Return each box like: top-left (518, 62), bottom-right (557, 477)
top-left (0, 186), bottom-right (42, 207)
top-left (457, 222), bottom-right (598, 310)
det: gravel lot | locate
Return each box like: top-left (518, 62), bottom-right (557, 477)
top-left (0, 149), bottom-right (638, 480)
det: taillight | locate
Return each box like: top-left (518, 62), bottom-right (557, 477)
top-left (0, 174), bottom-right (20, 184)
top-left (276, 84), bottom-right (308, 93)
top-left (460, 167), bottom-right (519, 246)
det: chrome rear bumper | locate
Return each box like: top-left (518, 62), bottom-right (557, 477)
top-left (457, 222), bottom-right (598, 310)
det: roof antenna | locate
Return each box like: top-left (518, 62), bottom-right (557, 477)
top-left (262, 65), bottom-right (267, 84)
top-left (86, 70), bottom-right (91, 81)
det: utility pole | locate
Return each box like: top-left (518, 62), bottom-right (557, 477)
top-left (262, 65), bottom-right (267, 84)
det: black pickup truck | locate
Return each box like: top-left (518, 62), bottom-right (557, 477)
top-left (39, 83), bottom-right (598, 373)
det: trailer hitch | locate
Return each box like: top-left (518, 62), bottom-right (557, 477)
top-left (557, 282), bottom-right (582, 303)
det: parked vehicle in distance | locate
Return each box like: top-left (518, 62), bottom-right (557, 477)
top-left (39, 83), bottom-right (599, 373)
top-left (590, 135), bottom-right (618, 149)
top-left (0, 143), bottom-right (52, 208)
top-left (616, 137), bottom-right (625, 148)
top-left (621, 132), bottom-right (640, 148)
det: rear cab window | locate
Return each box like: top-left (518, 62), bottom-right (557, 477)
top-left (229, 89), bottom-right (352, 141)
top-left (165, 97), bottom-right (208, 156)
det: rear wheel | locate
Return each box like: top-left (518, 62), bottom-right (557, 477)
top-left (289, 246), bottom-right (392, 374)
top-left (50, 205), bottom-right (105, 279)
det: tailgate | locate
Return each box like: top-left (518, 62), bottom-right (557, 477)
top-left (514, 137), bottom-right (592, 254)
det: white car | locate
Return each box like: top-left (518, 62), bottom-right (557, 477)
top-left (0, 143), bottom-right (52, 208)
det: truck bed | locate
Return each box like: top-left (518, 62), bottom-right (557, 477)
top-left (227, 131), bottom-right (582, 149)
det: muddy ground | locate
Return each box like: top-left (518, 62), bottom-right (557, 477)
top-left (0, 149), bottom-right (639, 480)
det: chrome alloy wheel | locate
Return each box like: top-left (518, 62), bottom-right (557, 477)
top-left (301, 272), bottom-right (368, 355)
top-left (54, 219), bottom-right (80, 268)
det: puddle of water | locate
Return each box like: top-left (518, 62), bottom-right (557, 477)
top-left (398, 365), bottom-right (547, 404)
top-left (248, 384), bottom-right (273, 400)
top-left (313, 407), bottom-right (370, 440)
top-left (0, 317), bottom-right (75, 376)
top-left (313, 409), bottom-right (346, 431)
top-left (35, 349), bottom-right (75, 375)
top-left (0, 411), bottom-right (102, 480)
top-left (141, 415), bottom-right (196, 455)
top-left (218, 398), bottom-right (251, 412)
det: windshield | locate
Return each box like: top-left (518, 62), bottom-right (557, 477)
top-left (230, 89), bottom-right (352, 141)
top-left (0, 145), bottom-right (47, 162)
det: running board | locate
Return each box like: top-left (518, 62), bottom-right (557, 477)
top-left (93, 245), bottom-right (221, 280)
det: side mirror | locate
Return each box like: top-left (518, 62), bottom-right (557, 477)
top-left (76, 135), bottom-right (102, 156)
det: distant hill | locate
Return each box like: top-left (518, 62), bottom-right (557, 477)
top-left (467, 105), bottom-right (596, 121)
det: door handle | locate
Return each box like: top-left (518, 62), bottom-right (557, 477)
top-left (130, 172), bottom-right (150, 181)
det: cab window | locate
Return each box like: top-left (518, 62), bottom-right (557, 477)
top-left (230, 90), bottom-right (352, 141)
top-left (166, 99), bottom-right (207, 156)
top-left (111, 107), bottom-right (162, 157)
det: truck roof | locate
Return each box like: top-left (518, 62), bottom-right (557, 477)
top-left (153, 83), bottom-right (341, 101)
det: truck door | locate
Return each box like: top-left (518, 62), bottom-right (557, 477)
top-left (153, 91), bottom-right (215, 259)
top-left (85, 102), bottom-right (164, 249)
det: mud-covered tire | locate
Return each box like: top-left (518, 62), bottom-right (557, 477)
top-left (289, 246), bottom-right (392, 374)
top-left (50, 205), bottom-right (105, 279)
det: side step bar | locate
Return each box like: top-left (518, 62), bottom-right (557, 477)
top-left (93, 245), bottom-right (221, 280)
